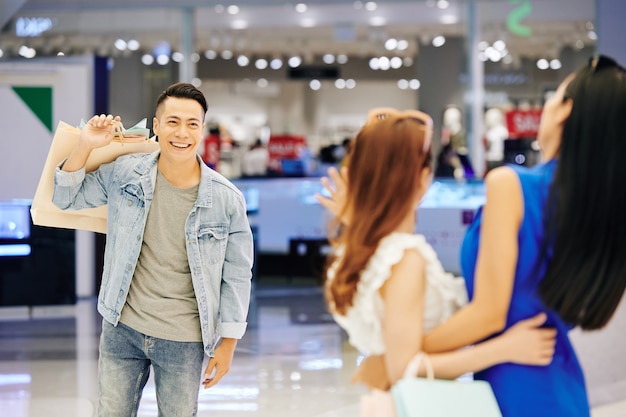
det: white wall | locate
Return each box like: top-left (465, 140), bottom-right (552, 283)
top-left (0, 56), bottom-right (95, 298)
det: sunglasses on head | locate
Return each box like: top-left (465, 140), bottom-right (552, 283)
top-left (589, 54), bottom-right (625, 74)
top-left (366, 107), bottom-right (433, 153)
top-left (367, 107), bottom-right (433, 129)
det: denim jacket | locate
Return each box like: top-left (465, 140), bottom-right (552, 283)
top-left (52, 151), bottom-right (253, 355)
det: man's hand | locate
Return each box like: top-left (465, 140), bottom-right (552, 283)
top-left (80, 114), bottom-right (122, 150)
top-left (202, 338), bottom-right (237, 389)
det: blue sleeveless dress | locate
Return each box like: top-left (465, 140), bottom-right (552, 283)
top-left (460, 159), bottom-right (590, 417)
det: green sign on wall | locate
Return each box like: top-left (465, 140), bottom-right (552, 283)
top-left (12, 86), bottom-right (53, 132)
top-left (507, 0), bottom-right (533, 37)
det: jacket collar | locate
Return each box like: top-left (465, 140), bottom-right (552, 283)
top-left (135, 150), bottom-right (213, 208)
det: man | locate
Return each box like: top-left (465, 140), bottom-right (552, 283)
top-left (53, 82), bottom-right (254, 416)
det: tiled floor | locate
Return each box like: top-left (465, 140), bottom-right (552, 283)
top-left (0, 283), bottom-right (624, 417)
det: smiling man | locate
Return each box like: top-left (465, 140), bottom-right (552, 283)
top-left (52, 82), bottom-right (254, 417)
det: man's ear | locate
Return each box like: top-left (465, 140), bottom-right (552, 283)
top-left (152, 117), bottom-right (160, 136)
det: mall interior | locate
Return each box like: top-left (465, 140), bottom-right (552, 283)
top-left (0, 0), bottom-right (625, 416)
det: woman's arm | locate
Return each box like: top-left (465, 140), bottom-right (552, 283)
top-left (380, 240), bottom-right (554, 387)
top-left (422, 167), bottom-right (524, 353)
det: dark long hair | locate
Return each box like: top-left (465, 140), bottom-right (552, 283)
top-left (326, 115), bottom-right (432, 315)
top-left (538, 56), bottom-right (626, 329)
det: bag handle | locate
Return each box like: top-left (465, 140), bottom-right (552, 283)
top-left (402, 352), bottom-right (435, 380)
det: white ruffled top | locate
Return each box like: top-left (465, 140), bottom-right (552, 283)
top-left (327, 232), bottom-right (468, 355)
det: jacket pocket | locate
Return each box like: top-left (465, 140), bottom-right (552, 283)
top-left (198, 224), bottom-right (228, 264)
top-left (115, 183), bottom-right (145, 227)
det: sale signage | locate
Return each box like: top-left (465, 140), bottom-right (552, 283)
top-left (505, 109), bottom-right (542, 139)
top-left (267, 135), bottom-right (307, 172)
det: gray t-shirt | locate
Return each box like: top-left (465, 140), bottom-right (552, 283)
top-left (120, 170), bottom-right (201, 342)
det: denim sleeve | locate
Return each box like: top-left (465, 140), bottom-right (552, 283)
top-left (217, 191), bottom-right (254, 339)
top-left (52, 160), bottom-right (113, 210)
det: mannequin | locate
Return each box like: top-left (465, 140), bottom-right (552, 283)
top-left (442, 106), bottom-right (466, 152)
top-left (436, 106), bottom-right (466, 178)
top-left (484, 107), bottom-right (509, 172)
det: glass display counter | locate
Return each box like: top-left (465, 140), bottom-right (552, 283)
top-left (0, 200), bottom-right (75, 307)
top-left (232, 177), bottom-right (485, 276)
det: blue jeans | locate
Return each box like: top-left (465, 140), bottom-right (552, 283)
top-left (98, 320), bottom-right (205, 417)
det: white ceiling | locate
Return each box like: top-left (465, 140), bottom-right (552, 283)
top-left (1, 0), bottom-right (597, 61)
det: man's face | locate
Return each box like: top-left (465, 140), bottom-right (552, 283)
top-left (153, 96), bottom-right (205, 165)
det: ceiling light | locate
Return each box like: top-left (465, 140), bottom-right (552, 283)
top-left (378, 56), bottom-right (390, 70)
top-left (409, 79), bottom-right (421, 90)
top-left (127, 39), bottom-right (140, 51)
top-left (493, 40), bottom-right (506, 51)
top-left (587, 31), bottom-right (597, 40)
top-left (335, 79), bottom-right (346, 89)
top-left (156, 54), bottom-right (169, 65)
top-left (56, 51), bottom-right (65, 57)
top-left (191, 53), bottom-right (200, 62)
top-left (172, 52), bottom-right (185, 62)
top-left (191, 78), bottom-right (202, 87)
top-left (337, 54), bottom-right (348, 64)
top-left (536, 59), bottom-right (549, 70)
top-left (0, 49), bottom-right (3, 58)
top-left (323, 54), bottom-right (335, 64)
top-left (221, 50), bottom-right (233, 59)
top-left (397, 40), bottom-right (409, 51)
top-left (288, 56), bottom-right (302, 68)
top-left (365, 2), bottom-right (377, 11)
top-left (270, 58), bottom-right (283, 70)
top-left (237, 55), bottom-right (250, 66)
top-left (437, 0), bottom-right (450, 9)
top-left (231, 19), bottom-right (248, 30)
top-left (295, 3), bottom-right (308, 13)
top-left (227, 5), bottom-right (240, 15)
top-left (432, 36), bottom-right (446, 47)
top-left (403, 57), bottom-right (413, 67)
top-left (390, 56), bottom-right (402, 69)
top-left (18, 45), bottom-right (36, 58)
top-left (255, 58), bottom-right (268, 69)
top-left (114, 39), bottom-right (127, 51)
top-left (309, 79), bottom-right (321, 91)
top-left (369, 16), bottom-right (386, 26)
top-left (384, 38), bottom-right (398, 51)
top-left (397, 79), bottom-right (409, 90)
top-left (346, 79), bottom-right (356, 89)
top-left (440, 14), bottom-right (458, 24)
top-left (205, 49), bottom-right (217, 59)
top-left (369, 57), bottom-right (380, 70)
top-left (300, 18), bottom-right (316, 27)
top-left (550, 59), bottom-right (562, 70)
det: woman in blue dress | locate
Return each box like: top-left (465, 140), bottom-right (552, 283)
top-left (421, 55), bottom-right (626, 416)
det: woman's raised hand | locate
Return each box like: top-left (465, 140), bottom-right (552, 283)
top-left (315, 166), bottom-right (351, 225)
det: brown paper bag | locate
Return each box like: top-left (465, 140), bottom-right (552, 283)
top-left (30, 120), bottom-right (160, 234)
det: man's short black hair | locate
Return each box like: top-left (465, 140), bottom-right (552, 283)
top-left (156, 82), bottom-right (208, 114)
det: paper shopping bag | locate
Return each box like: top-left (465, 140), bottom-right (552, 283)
top-left (30, 120), bottom-right (159, 234)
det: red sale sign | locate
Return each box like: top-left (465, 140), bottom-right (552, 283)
top-left (505, 109), bottom-right (542, 139)
top-left (267, 135), bottom-right (307, 172)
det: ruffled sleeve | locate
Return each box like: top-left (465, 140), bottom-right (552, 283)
top-left (327, 233), bottom-right (468, 355)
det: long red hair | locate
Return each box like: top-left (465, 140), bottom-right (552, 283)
top-left (326, 115), bottom-right (433, 315)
